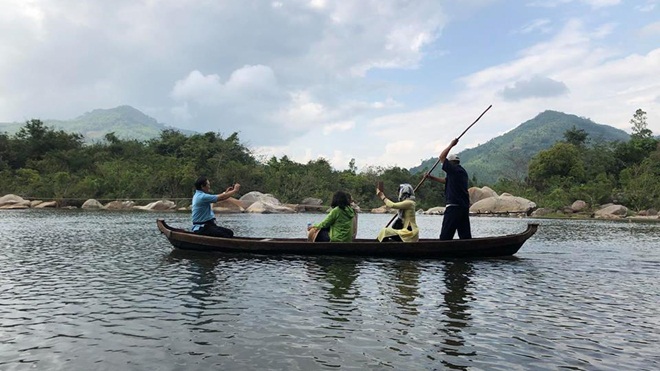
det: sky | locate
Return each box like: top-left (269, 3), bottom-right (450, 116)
top-left (1, 0), bottom-right (659, 171)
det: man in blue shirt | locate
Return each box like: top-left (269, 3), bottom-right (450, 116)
top-left (425, 138), bottom-right (472, 240)
top-left (192, 176), bottom-right (241, 237)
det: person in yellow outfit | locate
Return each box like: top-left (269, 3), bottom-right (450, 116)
top-left (376, 183), bottom-right (419, 242)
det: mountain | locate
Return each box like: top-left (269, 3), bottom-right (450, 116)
top-left (409, 110), bottom-right (631, 184)
top-left (0, 105), bottom-right (195, 142)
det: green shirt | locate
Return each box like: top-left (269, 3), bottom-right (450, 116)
top-left (314, 206), bottom-right (355, 242)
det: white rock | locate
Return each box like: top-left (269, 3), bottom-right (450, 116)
top-left (246, 200), bottom-right (295, 214)
top-left (82, 199), bottom-right (104, 209)
top-left (594, 204), bottom-right (628, 219)
top-left (470, 195), bottom-right (536, 214)
top-left (0, 194), bottom-right (31, 209)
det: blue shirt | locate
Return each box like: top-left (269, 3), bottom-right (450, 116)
top-left (191, 190), bottom-right (218, 231)
top-left (442, 161), bottom-right (470, 208)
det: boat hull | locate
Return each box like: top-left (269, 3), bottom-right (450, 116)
top-left (157, 219), bottom-right (538, 259)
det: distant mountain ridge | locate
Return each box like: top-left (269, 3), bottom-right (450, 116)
top-left (0, 105), bottom-right (195, 142)
top-left (2, 108), bottom-right (634, 183)
top-left (410, 110), bottom-right (631, 184)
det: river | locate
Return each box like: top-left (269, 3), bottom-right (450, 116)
top-left (1, 210), bottom-right (659, 370)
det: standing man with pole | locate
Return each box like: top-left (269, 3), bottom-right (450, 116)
top-left (425, 138), bottom-right (472, 240)
top-left (422, 104), bottom-right (491, 238)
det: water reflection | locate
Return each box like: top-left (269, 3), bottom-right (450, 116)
top-left (305, 257), bottom-right (361, 335)
top-left (312, 257), bottom-right (361, 300)
top-left (437, 260), bottom-right (476, 370)
top-left (164, 250), bottom-right (226, 326)
top-left (166, 250), bottom-right (222, 296)
top-left (391, 261), bottom-right (421, 318)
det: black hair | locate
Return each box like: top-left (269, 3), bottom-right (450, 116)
top-left (346, 193), bottom-right (354, 203)
top-left (330, 190), bottom-right (351, 209)
top-left (194, 176), bottom-right (209, 190)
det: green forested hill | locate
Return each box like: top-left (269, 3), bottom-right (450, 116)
top-left (410, 110), bottom-right (630, 184)
top-left (1, 108), bottom-right (633, 184)
top-left (0, 106), bottom-right (195, 142)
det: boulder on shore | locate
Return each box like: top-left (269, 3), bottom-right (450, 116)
top-left (424, 206), bottom-right (446, 215)
top-left (0, 194), bottom-right (31, 209)
top-left (298, 197), bottom-right (326, 212)
top-left (239, 191), bottom-right (291, 213)
top-left (246, 201), bottom-right (296, 214)
top-left (239, 191), bottom-right (281, 208)
top-left (470, 195), bottom-right (537, 215)
top-left (135, 200), bottom-right (177, 211)
top-left (594, 204), bottom-right (628, 219)
top-left (370, 206), bottom-right (390, 214)
top-left (34, 201), bottom-right (58, 208)
top-left (105, 200), bottom-right (135, 210)
top-left (469, 186), bottom-right (498, 205)
top-left (531, 208), bottom-right (555, 217)
top-left (213, 197), bottom-right (245, 213)
top-left (300, 197), bottom-right (323, 206)
top-left (571, 200), bottom-right (588, 212)
top-left (82, 199), bottom-right (104, 209)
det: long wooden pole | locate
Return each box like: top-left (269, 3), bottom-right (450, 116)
top-left (383, 104), bottom-right (492, 227)
top-left (457, 104), bottom-right (492, 140)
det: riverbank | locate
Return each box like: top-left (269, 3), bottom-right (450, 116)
top-left (3, 189), bottom-right (659, 223)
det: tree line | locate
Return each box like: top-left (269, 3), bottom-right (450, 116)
top-left (0, 120), bottom-right (441, 209)
top-left (493, 109), bottom-right (659, 211)
top-left (0, 109), bottom-right (657, 212)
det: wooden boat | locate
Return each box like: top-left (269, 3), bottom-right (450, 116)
top-left (157, 219), bottom-right (538, 259)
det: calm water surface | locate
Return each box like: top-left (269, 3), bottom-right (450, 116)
top-left (1, 210), bottom-right (659, 370)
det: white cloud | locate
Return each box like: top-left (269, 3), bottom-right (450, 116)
top-left (357, 18), bottom-right (660, 169)
top-left (635, 2), bottom-right (656, 12)
top-left (583, 0), bottom-right (621, 7)
top-left (517, 19), bottom-right (553, 35)
top-left (1, 1), bottom-right (658, 172)
top-left (171, 70), bottom-right (223, 104)
top-left (171, 65), bottom-right (279, 105)
top-left (322, 120), bottom-right (355, 135)
top-left (274, 91), bottom-right (326, 130)
top-left (225, 65), bottom-right (278, 93)
top-left (385, 140), bottom-right (417, 155)
top-left (463, 20), bottom-right (613, 89)
top-left (639, 21), bottom-right (660, 37)
top-left (499, 75), bottom-right (569, 100)
top-left (303, 1), bottom-right (445, 77)
top-left (527, 0), bottom-right (620, 8)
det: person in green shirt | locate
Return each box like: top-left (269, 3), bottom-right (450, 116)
top-left (308, 190), bottom-right (356, 242)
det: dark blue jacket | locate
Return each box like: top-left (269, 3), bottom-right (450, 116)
top-left (442, 161), bottom-right (470, 207)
